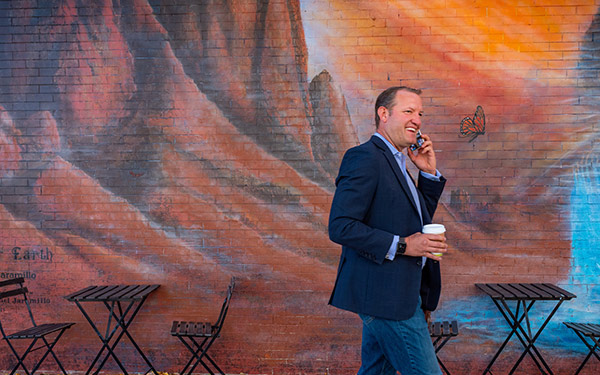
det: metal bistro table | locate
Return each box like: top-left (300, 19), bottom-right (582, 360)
top-left (65, 284), bottom-right (160, 375)
top-left (475, 283), bottom-right (576, 375)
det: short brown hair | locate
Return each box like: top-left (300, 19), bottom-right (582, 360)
top-left (375, 86), bottom-right (422, 128)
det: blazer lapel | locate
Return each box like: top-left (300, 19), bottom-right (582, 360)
top-left (371, 136), bottom-right (420, 214)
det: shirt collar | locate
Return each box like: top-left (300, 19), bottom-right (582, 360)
top-left (374, 132), bottom-right (404, 160)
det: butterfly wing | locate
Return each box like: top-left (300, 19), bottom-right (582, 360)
top-left (460, 116), bottom-right (475, 137)
top-left (471, 105), bottom-right (485, 134)
top-left (460, 106), bottom-right (486, 142)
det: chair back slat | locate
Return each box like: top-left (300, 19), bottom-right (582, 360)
top-left (0, 278), bottom-right (27, 301)
top-left (0, 278), bottom-right (37, 327)
top-left (0, 287), bottom-right (28, 300)
top-left (213, 277), bottom-right (235, 332)
top-left (0, 277), bottom-right (25, 288)
top-left (1, 279), bottom-right (26, 338)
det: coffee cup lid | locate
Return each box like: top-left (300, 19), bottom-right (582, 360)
top-left (422, 224), bottom-right (445, 233)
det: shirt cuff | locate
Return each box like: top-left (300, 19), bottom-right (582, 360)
top-left (420, 170), bottom-right (442, 181)
top-left (385, 235), bottom-right (399, 260)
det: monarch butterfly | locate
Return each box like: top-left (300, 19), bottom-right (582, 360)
top-left (460, 105), bottom-right (485, 142)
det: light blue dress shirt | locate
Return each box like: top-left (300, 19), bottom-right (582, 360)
top-left (372, 133), bottom-right (442, 261)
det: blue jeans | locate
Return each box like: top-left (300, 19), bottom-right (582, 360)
top-left (358, 304), bottom-right (441, 375)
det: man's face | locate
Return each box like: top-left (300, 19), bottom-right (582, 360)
top-left (378, 91), bottom-right (423, 151)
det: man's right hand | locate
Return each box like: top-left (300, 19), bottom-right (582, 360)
top-left (404, 232), bottom-right (447, 260)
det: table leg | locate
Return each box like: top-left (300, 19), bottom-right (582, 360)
top-left (506, 299), bottom-right (565, 375)
top-left (96, 298), bottom-right (160, 375)
top-left (483, 299), bottom-right (548, 375)
top-left (482, 299), bottom-right (528, 374)
top-left (500, 300), bottom-right (551, 375)
top-left (91, 301), bottom-right (138, 374)
top-left (75, 300), bottom-right (130, 375)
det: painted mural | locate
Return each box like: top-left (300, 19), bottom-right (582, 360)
top-left (0, 0), bottom-right (599, 373)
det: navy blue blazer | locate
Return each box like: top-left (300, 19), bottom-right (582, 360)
top-left (328, 135), bottom-right (446, 320)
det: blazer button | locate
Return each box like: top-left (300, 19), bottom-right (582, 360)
top-left (416, 260), bottom-right (422, 266)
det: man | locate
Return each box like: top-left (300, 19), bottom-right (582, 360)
top-left (328, 86), bottom-right (448, 375)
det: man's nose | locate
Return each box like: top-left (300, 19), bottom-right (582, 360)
top-left (412, 115), bottom-right (421, 126)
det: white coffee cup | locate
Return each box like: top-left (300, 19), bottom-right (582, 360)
top-left (422, 224), bottom-right (446, 256)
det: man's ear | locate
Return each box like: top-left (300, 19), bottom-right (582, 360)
top-left (377, 106), bottom-right (387, 123)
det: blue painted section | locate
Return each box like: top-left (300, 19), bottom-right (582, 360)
top-left (433, 167), bottom-right (600, 356)
top-left (559, 166), bottom-right (600, 351)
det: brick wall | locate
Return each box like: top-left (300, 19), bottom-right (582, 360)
top-left (0, 0), bottom-right (599, 373)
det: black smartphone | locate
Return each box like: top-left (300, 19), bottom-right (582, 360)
top-left (410, 130), bottom-right (424, 151)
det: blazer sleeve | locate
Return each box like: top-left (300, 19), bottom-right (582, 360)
top-left (328, 146), bottom-right (393, 264)
top-left (418, 172), bottom-right (446, 220)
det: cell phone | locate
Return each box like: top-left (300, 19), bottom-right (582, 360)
top-left (410, 130), bottom-right (424, 151)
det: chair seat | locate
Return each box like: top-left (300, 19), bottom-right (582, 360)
top-left (564, 322), bottom-right (600, 337)
top-left (171, 321), bottom-right (215, 337)
top-left (564, 321), bottom-right (600, 375)
top-left (429, 320), bottom-right (459, 338)
top-left (428, 321), bottom-right (459, 375)
top-left (6, 323), bottom-right (75, 339)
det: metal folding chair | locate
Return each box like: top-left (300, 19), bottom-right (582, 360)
top-left (429, 320), bottom-right (459, 375)
top-left (564, 322), bottom-right (600, 375)
top-left (171, 277), bottom-right (235, 375)
top-left (0, 277), bottom-right (75, 375)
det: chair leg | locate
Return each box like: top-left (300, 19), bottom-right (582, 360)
top-left (177, 336), bottom-right (197, 375)
top-left (5, 329), bottom-right (70, 375)
top-left (177, 335), bottom-right (225, 375)
top-left (202, 352), bottom-right (225, 375)
top-left (7, 338), bottom-right (37, 375)
top-left (188, 352), bottom-right (225, 375)
top-left (437, 356), bottom-right (452, 375)
top-left (33, 330), bottom-right (70, 375)
top-left (186, 337), bottom-right (218, 375)
top-left (188, 357), bottom-right (215, 375)
top-left (569, 329), bottom-right (600, 375)
top-left (432, 336), bottom-right (453, 375)
top-left (177, 336), bottom-right (213, 375)
top-left (573, 343), bottom-right (599, 375)
top-left (30, 342), bottom-right (57, 375)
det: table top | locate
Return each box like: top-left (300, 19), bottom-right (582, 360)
top-left (475, 283), bottom-right (576, 301)
top-left (65, 284), bottom-right (160, 302)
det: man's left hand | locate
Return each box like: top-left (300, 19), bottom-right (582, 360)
top-left (407, 133), bottom-right (436, 175)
